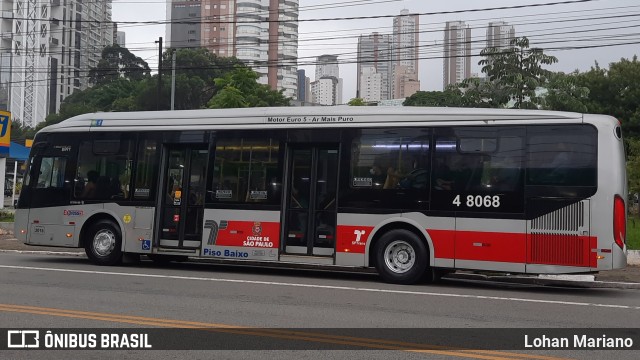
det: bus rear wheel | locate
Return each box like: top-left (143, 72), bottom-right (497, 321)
top-left (374, 229), bottom-right (428, 284)
top-left (84, 220), bottom-right (122, 266)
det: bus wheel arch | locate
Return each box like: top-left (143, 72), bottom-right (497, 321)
top-left (368, 223), bottom-right (431, 284)
top-left (81, 214), bottom-right (123, 266)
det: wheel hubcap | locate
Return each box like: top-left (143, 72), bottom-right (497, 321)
top-left (93, 229), bottom-right (116, 257)
top-left (384, 240), bottom-right (416, 274)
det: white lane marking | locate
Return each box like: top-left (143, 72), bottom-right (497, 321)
top-left (0, 264), bottom-right (638, 310)
top-left (0, 250), bottom-right (84, 256)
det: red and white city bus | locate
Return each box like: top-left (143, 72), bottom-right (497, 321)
top-left (14, 107), bottom-right (627, 284)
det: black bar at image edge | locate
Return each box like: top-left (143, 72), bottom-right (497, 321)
top-left (1, 328), bottom-right (639, 350)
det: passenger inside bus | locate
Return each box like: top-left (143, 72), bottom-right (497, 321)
top-left (383, 167), bottom-right (403, 189)
top-left (81, 171), bottom-right (99, 198)
top-left (433, 160), bottom-right (454, 190)
top-left (370, 165), bottom-right (386, 189)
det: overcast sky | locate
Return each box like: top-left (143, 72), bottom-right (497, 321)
top-left (113, 0), bottom-right (640, 103)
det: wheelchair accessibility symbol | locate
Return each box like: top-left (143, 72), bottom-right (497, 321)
top-left (141, 240), bottom-right (151, 251)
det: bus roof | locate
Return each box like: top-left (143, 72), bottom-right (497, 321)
top-left (40, 106), bottom-right (586, 133)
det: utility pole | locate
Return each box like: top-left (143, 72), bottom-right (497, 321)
top-left (171, 50), bottom-right (176, 110)
top-left (155, 37), bottom-right (163, 110)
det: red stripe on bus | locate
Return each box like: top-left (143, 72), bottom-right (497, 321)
top-left (425, 229), bottom-right (455, 259)
top-left (455, 231), bottom-right (527, 263)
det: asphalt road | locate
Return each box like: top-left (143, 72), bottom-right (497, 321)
top-left (0, 252), bottom-right (639, 360)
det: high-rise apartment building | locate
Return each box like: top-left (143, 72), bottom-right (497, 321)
top-left (392, 9), bottom-right (420, 98)
top-left (486, 21), bottom-right (515, 50)
top-left (296, 69), bottom-right (310, 102)
top-left (393, 65), bottom-right (420, 99)
top-left (0, 0), bottom-right (12, 111)
top-left (359, 67), bottom-right (382, 102)
top-left (315, 54), bottom-right (339, 80)
top-left (166, 0), bottom-right (202, 49)
top-left (311, 54), bottom-right (342, 105)
top-left (116, 31), bottom-right (126, 47)
top-left (356, 33), bottom-right (392, 101)
top-left (166, 0), bottom-right (299, 98)
top-left (1, 0), bottom-right (113, 127)
top-left (443, 21), bottom-right (471, 88)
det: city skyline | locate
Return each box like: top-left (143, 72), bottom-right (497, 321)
top-left (114, 0), bottom-right (640, 101)
top-left (0, 0), bottom-right (638, 120)
top-left (166, 0), bottom-right (299, 98)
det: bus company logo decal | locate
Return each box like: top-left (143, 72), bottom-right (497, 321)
top-left (252, 222), bottom-right (262, 236)
top-left (352, 230), bottom-right (366, 246)
top-left (63, 210), bottom-right (84, 217)
top-left (336, 225), bottom-right (374, 254)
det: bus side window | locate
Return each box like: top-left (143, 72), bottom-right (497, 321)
top-left (527, 126), bottom-right (597, 187)
top-left (434, 128), bottom-right (524, 194)
top-left (35, 157), bottom-right (67, 189)
top-left (75, 136), bottom-right (134, 200)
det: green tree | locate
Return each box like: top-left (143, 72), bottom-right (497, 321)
top-left (208, 86), bottom-right (248, 109)
top-left (159, 48), bottom-right (246, 110)
top-left (627, 137), bottom-right (640, 196)
top-left (208, 66), bottom-right (290, 108)
top-left (36, 78), bottom-right (144, 130)
top-left (459, 78), bottom-right (509, 108)
top-left (348, 98), bottom-right (367, 106)
top-left (480, 37), bottom-right (558, 109)
top-left (10, 121), bottom-right (36, 143)
top-left (403, 88), bottom-right (465, 107)
top-left (543, 71), bottom-right (590, 113)
top-left (577, 57), bottom-right (640, 136)
top-left (88, 45), bottom-right (151, 85)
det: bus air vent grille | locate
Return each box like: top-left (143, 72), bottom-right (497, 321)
top-left (528, 200), bottom-right (590, 267)
top-left (528, 233), bottom-right (587, 266)
top-left (530, 201), bottom-right (584, 232)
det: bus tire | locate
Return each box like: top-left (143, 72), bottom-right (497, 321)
top-left (374, 229), bottom-right (428, 285)
top-left (84, 220), bottom-right (122, 266)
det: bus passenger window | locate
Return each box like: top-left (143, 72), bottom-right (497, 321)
top-left (527, 126), bottom-right (597, 187)
top-left (209, 137), bottom-right (281, 204)
top-left (433, 127), bottom-right (524, 193)
top-left (75, 137), bottom-right (134, 200)
top-left (36, 157), bottom-right (67, 189)
top-left (350, 128), bottom-right (430, 191)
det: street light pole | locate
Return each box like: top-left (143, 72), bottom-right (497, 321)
top-left (155, 37), bottom-right (163, 110)
top-left (171, 50), bottom-right (176, 110)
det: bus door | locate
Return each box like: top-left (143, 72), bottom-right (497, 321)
top-left (284, 144), bottom-right (339, 256)
top-left (158, 145), bottom-right (208, 249)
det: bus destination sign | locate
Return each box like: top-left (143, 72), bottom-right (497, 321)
top-left (266, 116), bottom-right (354, 123)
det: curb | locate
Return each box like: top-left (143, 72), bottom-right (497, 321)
top-left (444, 272), bottom-right (640, 290)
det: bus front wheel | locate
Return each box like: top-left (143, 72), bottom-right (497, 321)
top-left (374, 229), bottom-right (428, 284)
top-left (84, 220), bottom-right (123, 266)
